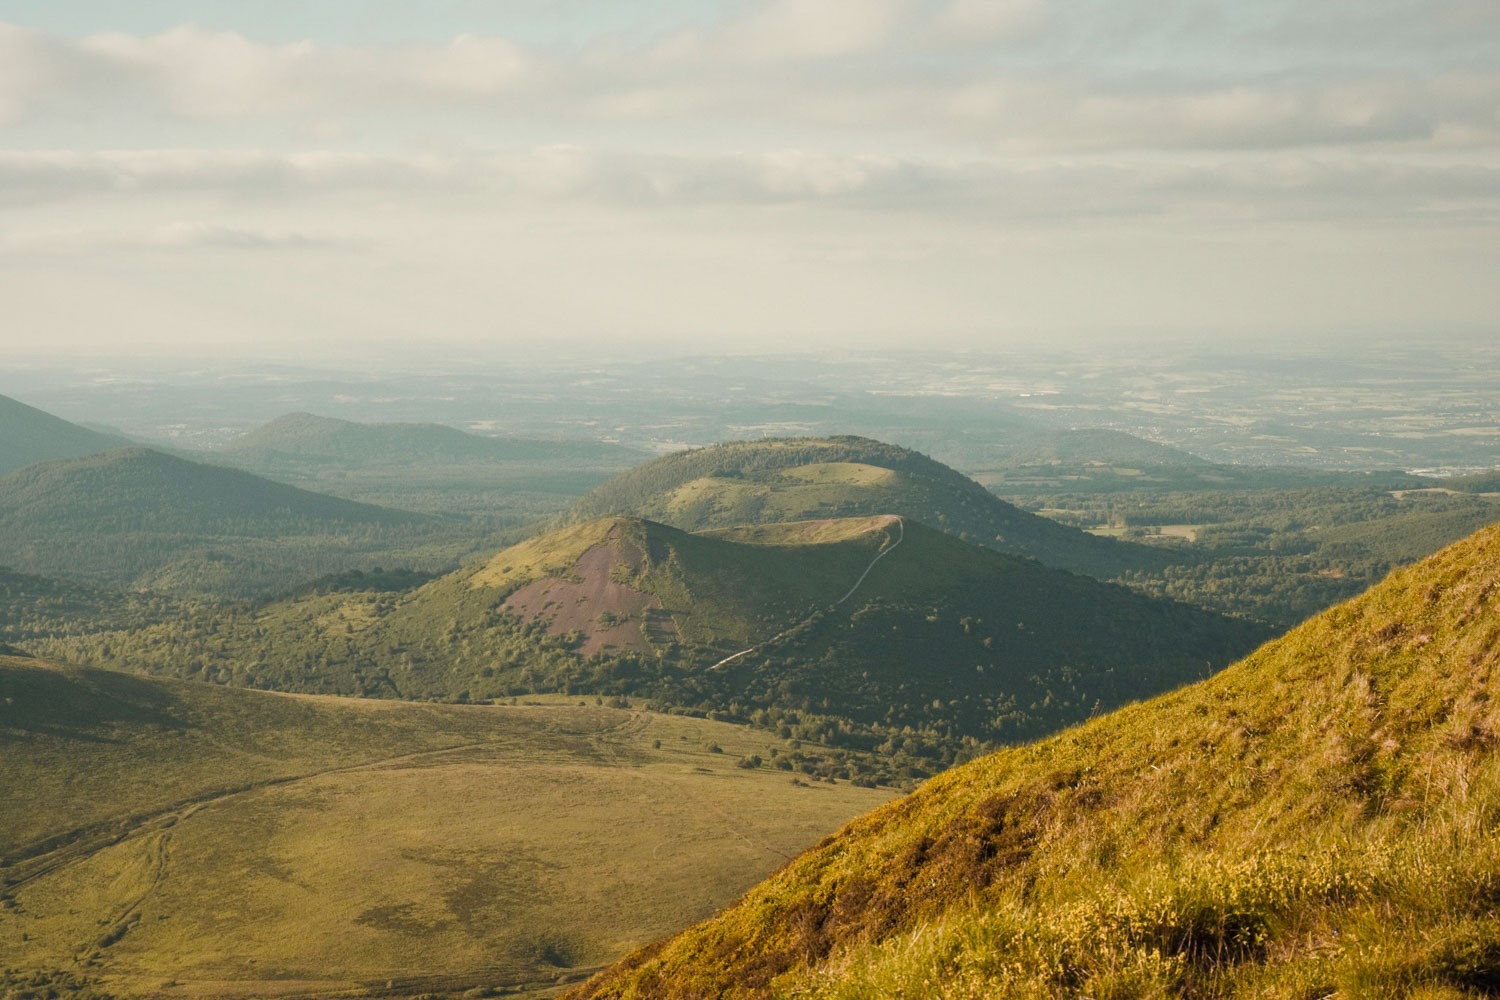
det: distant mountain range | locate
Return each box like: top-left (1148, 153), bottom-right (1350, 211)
top-left (572, 518), bottom-right (1500, 1000)
top-left (220, 411), bottom-right (645, 467)
top-left (974, 426), bottom-right (1212, 467)
top-left (207, 411), bottom-right (649, 516)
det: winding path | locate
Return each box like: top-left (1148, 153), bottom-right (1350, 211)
top-left (707, 516), bottom-right (904, 671)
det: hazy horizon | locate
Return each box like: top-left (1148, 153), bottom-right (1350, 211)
top-left (2, 0), bottom-right (1497, 357)
top-left (5, 325), bottom-right (1498, 374)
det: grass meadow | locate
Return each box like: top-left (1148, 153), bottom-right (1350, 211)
top-left (0, 658), bottom-right (888, 998)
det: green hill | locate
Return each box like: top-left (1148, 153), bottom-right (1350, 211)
top-left (572, 517), bottom-right (1500, 1000)
top-left (62, 514), bottom-right (1266, 771)
top-left (222, 411), bottom-right (642, 466)
top-left (0, 448), bottom-right (481, 597)
top-left (0, 447), bottom-right (419, 531)
top-left (0, 394), bottom-right (132, 477)
top-left (567, 436), bottom-right (1166, 579)
top-left (0, 656), bottom-right (888, 998)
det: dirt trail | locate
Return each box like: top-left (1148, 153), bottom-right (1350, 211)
top-left (708, 516), bottom-right (904, 672)
top-left (833, 516), bottom-right (904, 603)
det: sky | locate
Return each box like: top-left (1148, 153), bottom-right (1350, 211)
top-left (0, 0), bottom-right (1497, 358)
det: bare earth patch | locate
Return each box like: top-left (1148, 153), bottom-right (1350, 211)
top-left (502, 532), bottom-right (677, 655)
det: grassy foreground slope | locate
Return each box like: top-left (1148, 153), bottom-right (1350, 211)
top-left (567, 437), bottom-right (1164, 579)
top-left (574, 519), bottom-right (1500, 1000)
top-left (0, 656), bottom-right (888, 999)
top-left (60, 515), bottom-right (1265, 762)
top-left (0, 394), bottom-right (131, 477)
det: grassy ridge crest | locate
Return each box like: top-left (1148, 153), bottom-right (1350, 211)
top-left (572, 518), bottom-right (1500, 1000)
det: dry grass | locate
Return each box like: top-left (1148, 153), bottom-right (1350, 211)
top-left (0, 659), bottom-right (888, 999)
top-left (702, 515), bottom-right (898, 548)
top-left (467, 518), bottom-right (620, 589)
top-left (572, 519), bottom-right (1500, 1000)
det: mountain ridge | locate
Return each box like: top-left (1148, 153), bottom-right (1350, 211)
top-left (0, 393), bottom-right (133, 477)
top-left (571, 516), bottom-right (1500, 999)
top-left (0, 447), bottom-right (474, 597)
top-left (221, 411), bottom-right (643, 465)
top-left (567, 435), bottom-right (1168, 579)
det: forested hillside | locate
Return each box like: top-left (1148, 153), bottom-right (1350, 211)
top-left (0, 567), bottom-right (186, 644)
top-left (0, 449), bottom-right (485, 597)
top-left (1448, 470), bottom-right (1500, 493)
top-left (1020, 483), bottom-right (1500, 626)
top-left (51, 514), bottom-right (1266, 780)
top-left (0, 393), bottom-right (131, 476)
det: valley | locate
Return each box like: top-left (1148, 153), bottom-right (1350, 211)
top-left (1, 656), bottom-right (889, 999)
top-left (1, 365), bottom-right (1496, 1000)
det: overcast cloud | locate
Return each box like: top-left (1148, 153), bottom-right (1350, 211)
top-left (0, 0), bottom-right (1496, 353)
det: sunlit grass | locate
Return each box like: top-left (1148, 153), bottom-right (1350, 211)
top-left (573, 520), bottom-right (1500, 1000)
top-left (0, 658), bottom-right (889, 999)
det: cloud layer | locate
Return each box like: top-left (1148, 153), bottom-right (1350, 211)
top-left (0, 0), bottom-right (1496, 351)
top-left (2, 147), bottom-right (1495, 228)
top-left (3, 2), bottom-right (1498, 151)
